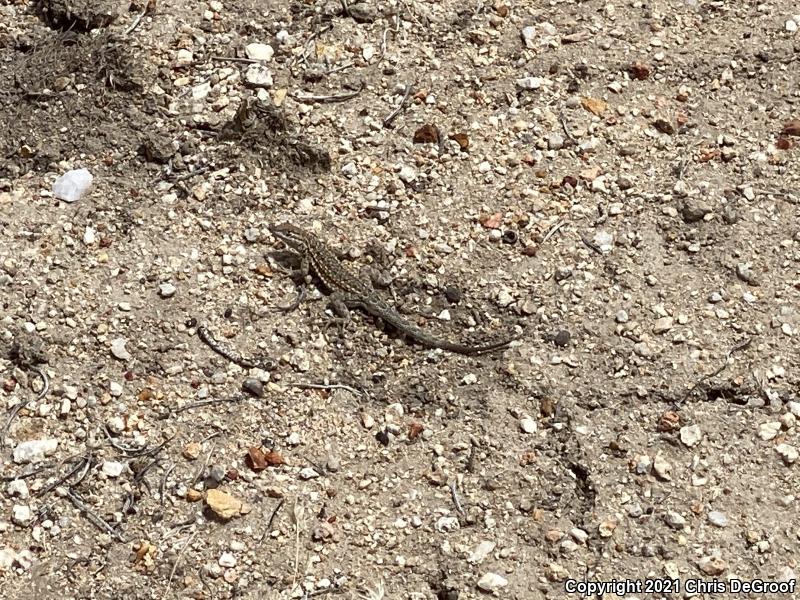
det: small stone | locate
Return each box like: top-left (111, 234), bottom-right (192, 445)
top-left (0, 548), bottom-right (16, 570)
top-left (109, 381), bottom-right (123, 397)
top-left (698, 554), bottom-right (727, 576)
top-left (83, 226), bottom-right (96, 245)
top-left (570, 528), bottom-right (588, 544)
top-left (775, 443), bottom-right (798, 465)
top-left (360, 413), bottom-right (375, 429)
top-left (435, 516), bottom-right (460, 533)
top-left (192, 81), bottom-right (211, 100)
top-left (519, 416), bottom-right (537, 434)
top-left (758, 421), bottom-right (781, 441)
top-left (468, 540), bottom-right (495, 564)
top-left (159, 283), bottom-right (176, 298)
top-left (287, 432), bottom-right (301, 446)
top-left (206, 489), bottom-right (244, 520)
top-left (681, 199), bottom-right (712, 223)
top-left (736, 262), bottom-right (759, 286)
top-left (598, 518), bottom-right (617, 537)
top-left (299, 467), bottom-right (320, 480)
top-left (244, 64), bottom-right (273, 88)
top-left (398, 166), bottom-right (416, 183)
top-left (786, 19), bottom-right (798, 33)
top-left (664, 511), bottom-right (686, 529)
top-left (111, 338), bottom-right (132, 361)
top-left (477, 572), bottom-right (508, 592)
top-left (102, 461), bottom-right (124, 478)
top-left (175, 49), bottom-right (193, 67)
top-left (13, 439), bottom-right (58, 464)
top-left (547, 133), bottom-right (564, 150)
top-left (632, 455), bottom-right (652, 475)
top-left (707, 511), bottom-right (728, 527)
top-left (245, 42), bottom-right (274, 62)
top-left (183, 442), bottom-right (202, 460)
top-left (653, 316), bottom-right (673, 334)
top-left (778, 566), bottom-right (796, 583)
top-left (615, 310), bottom-right (629, 323)
top-left (653, 454), bottom-right (671, 480)
top-left (679, 424), bottom-right (702, 447)
top-left (593, 230), bottom-right (613, 252)
top-left (242, 378), bottom-right (264, 398)
top-left (12, 505), bottom-right (32, 526)
top-left (6, 480), bottom-right (29, 499)
top-left (520, 25), bottom-right (536, 47)
top-left (341, 162), bottom-right (358, 177)
top-left (218, 552), bottom-right (237, 568)
top-left (516, 76), bottom-right (545, 90)
top-left (106, 415), bottom-right (125, 434)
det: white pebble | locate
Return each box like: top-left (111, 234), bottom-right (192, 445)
top-left (13, 439), bottom-right (59, 464)
top-left (477, 572), bottom-right (508, 592)
top-left (218, 551), bottom-right (237, 567)
top-left (245, 42), bottom-right (274, 62)
top-left (12, 505), bottom-right (32, 526)
top-left (519, 416), bottom-right (537, 434)
top-left (102, 461), bottom-right (124, 478)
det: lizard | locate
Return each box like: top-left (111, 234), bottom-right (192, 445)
top-left (269, 223), bottom-right (515, 355)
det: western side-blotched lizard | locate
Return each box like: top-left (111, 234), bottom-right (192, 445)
top-left (269, 223), bottom-right (515, 355)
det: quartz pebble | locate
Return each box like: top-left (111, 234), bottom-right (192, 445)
top-left (13, 439), bottom-right (58, 464)
top-left (477, 572), bottom-right (508, 592)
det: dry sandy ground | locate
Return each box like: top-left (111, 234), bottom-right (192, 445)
top-left (1, 0), bottom-right (799, 598)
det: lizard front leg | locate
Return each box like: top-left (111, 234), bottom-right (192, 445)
top-left (276, 254), bottom-right (311, 312)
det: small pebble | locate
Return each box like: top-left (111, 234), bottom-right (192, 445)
top-left (664, 511), bottom-right (686, 529)
top-left (245, 42), bottom-right (274, 62)
top-left (102, 461), bottom-right (124, 478)
top-left (110, 338), bottom-right (132, 361)
top-left (477, 572), bottom-right (507, 592)
top-left (12, 505), bottom-right (32, 526)
top-left (13, 439), bottom-right (59, 464)
top-left (218, 551), bottom-right (237, 568)
top-left (775, 443), bottom-right (798, 465)
top-left (679, 424), bottom-right (702, 447)
top-left (519, 416), bottom-right (537, 434)
top-left (707, 511), bottom-right (728, 527)
top-left (159, 283), bottom-right (176, 298)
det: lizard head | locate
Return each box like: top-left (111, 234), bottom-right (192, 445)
top-left (269, 222), bottom-right (308, 251)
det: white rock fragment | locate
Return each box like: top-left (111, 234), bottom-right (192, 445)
top-left (398, 166), bottom-right (417, 183)
top-left (516, 76), bottom-right (545, 90)
top-left (244, 64), bottom-right (273, 88)
top-left (435, 516), bottom-right (460, 532)
top-left (106, 416), bottom-right (125, 434)
top-left (13, 439), bottom-right (59, 464)
top-left (245, 42), bottom-right (274, 62)
top-left (6, 480), bottom-right (29, 499)
top-left (0, 548), bottom-right (16, 570)
top-left (83, 226), bottom-right (96, 245)
top-left (12, 505), bottom-right (32, 526)
top-left (109, 381), bottom-right (123, 397)
top-left (53, 169), bottom-right (93, 202)
top-left (786, 19), bottom-right (798, 33)
top-left (159, 282), bottom-right (176, 298)
top-left (776, 443), bottom-right (798, 465)
top-left (679, 424), bottom-right (702, 447)
top-left (468, 540), bottom-right (495, 564)
top-left (102, 461), bottom-right (125, 478)
top-left (758, 421), bottom-right (781, 441)
top-left (111, 338), bottom-right (132, 361)
top-left (519, 416), bottom-right (537, 434)
top-left (341, 162), bottom-right (358, 177)
top-left (708, 511), bottom-right (728, 527)
top-left (175, 49), bottom-right (193, 67)
top-left (299, 467), bottom-right (319, 480)
top-left (218, 551), bottom-right (237, 567)
top-left (477, 572), bottom-right (508, 592)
